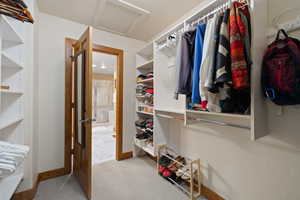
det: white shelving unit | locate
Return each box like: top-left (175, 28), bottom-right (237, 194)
top-left (135, 43), bottom-right (157, 156)
top-left (134, 0), bottom-right (269, 158)
top-left (151, 0), bottom-right (268, 142)
top-left (0, 15), bottom-right (26, 199)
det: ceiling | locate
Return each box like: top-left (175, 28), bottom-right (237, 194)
top-left (93, 52), bottom-right (116, 75)
top-left (37, 0), bottom-right (201, 41)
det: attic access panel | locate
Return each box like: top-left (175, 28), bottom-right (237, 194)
top-left (95, 0), bottom-right (150, 34)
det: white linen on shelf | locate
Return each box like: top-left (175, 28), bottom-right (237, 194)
top-left (0, 141), bottom-right (29, 178)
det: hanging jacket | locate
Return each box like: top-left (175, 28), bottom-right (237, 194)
top-left (174, 34), bottom-right (183, 100)
top-left (206, 15), bottom-right (223, 93)
top-left (177, 30), bottom-right (197, 96)
top-left (199, 16), bottom-right (218, 110)
top-left (214, 9), bottom-right (236, 113)
top-left (215, 9), bottom-right (231, 85)
top-left (191, 24), bottom-right (206, 104)
top-left (229, 1), bottom-right (249, 89)
top-left (240, 12), bottom-right (252, 68)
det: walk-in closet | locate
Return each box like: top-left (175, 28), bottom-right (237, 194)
top-left (1, 0), bottom-right (300, 200)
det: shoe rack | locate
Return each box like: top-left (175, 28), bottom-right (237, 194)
top-left (157, 145), bottom-right (201, 200)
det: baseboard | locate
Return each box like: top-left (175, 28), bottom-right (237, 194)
top-left (119, 151), bottom-right (133, 160)
top-left (201, 185), bottom-right (225, 200)
top-left (12, 177), bottom-right (39, 200)
top-left (12, 168), bottom-right (69, 200)
top-left (38, 168), bottom-right (68, 182)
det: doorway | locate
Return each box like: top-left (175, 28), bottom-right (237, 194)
top-left (92, 52), bottom-right (117, 165)
top-left (65, 30), bottom-right (125, 199)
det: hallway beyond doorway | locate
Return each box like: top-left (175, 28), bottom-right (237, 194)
top-left (92, 125), bottom-right (116, 165)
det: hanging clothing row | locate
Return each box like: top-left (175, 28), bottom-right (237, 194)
top-left (175, 0), bottom-right (251, 115)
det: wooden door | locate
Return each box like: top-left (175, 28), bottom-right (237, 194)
top-left (73, 27), bottom-right (93, 200)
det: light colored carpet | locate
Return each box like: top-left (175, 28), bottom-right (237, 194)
top-left (92, 157), bottom-right (188, 200)
top-left (35, 175), bottom-right (86, 200)
top-left (92, 126), bottom-right (116, 165)
top-left (35, 157), bottom-right (188, 200)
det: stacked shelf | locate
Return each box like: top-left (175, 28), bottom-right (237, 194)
top-left (136, 60), bottom-right (154, 71)
top-left (135, 43), bottom-right (155, 157)
top-left (0, 15), bottom-right (26, 199)
top-left (136, 111), bottom-right (154, 116)
top-left (137, 77), bottom-right (154, 84)
top-left (0, 117), bottom-right (24, 131)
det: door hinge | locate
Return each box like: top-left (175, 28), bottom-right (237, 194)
top-left (71, 148), bottom-right (75, 155)
top-left (71, 102), bottom-right (75, 108)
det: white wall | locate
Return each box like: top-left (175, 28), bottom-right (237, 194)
top-left (17, 0), bottom-right (39, 192)
top-left (37, 13), bottom-right (145, 172)
top-left (152, 0), bottom-right (300, 200)
top-left (32, 0), bottom-right (40, 185)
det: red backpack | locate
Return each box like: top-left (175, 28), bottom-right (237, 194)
top-left (262, 29), bottom-right (300, 105)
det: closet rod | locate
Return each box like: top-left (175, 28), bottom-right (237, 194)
top-left (190, 0), bottom-right (250, 26)
top-left (158, 0), bottom-right (249, 45)
top-left (189, 118), bottom-right (251, 130)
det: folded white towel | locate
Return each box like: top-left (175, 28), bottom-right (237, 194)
top-left (0, 152), bottom-right (25, 167)
top-left (0, 141), bottom-right (30, 153)
top-left (0, 158), bottom-right (16, 166)
top-left (0, 163), bottom-right (16, 178)
top-left (0, 149), bottom-right (27, 157)
top-left (0, 142), bottom-right (29, 158)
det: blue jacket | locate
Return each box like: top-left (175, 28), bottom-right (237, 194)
top-left (191, 24), bottom-right (206, 104)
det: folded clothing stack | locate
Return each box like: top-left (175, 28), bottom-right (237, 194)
top-left (136, 84), bottom-right (154, 106)
top-left (0, 141), bottom-right (30, 178)
top-left (145, 72), bottom-right (153, 79)
top-left (135, 119), bottom-right (153, 146)
top-left (136, 72), bottom-right (153, 82)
